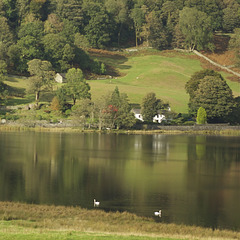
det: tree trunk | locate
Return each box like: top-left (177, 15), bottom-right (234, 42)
top-left (118, 23), bottom-right (123, 48)
top-left (35, 91), bottom-right (40, 103)
top-left (135, 24), bottom-right (138, 47)
top-left (98, 119), bottom-right (102, 130)
top-left (136, 32), bottom-right (138, 47)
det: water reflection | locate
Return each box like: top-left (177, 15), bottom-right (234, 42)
top-left (0, 132), bottom-right (240, 230)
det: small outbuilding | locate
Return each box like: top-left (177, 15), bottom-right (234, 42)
top-left (55, 73), bottom-right (66, 83)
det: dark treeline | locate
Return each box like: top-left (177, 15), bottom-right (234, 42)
top-left (0, 0), bottom-right (240, 74)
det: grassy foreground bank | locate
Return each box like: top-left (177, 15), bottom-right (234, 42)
top-left (0, 202), bottom-right (239, 240)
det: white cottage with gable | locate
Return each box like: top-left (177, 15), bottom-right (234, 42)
top-left (153, 113), bottom-right (166, 123)
top-left (132, 109), bottom-right (143, 122)
top-left (132, 109), bottom-right (167, 123)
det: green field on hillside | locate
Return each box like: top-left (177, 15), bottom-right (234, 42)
top-left (89, 51), bottom-right (239, 113)
top-left (3, 51), bottom-right (240, 114)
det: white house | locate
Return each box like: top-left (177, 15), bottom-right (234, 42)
top-left (132, 109), bottom-right (144, 121)
top-left (153, 114), bottom-right (166, 123)
top-left (132, 109), bottom-right (167, 123)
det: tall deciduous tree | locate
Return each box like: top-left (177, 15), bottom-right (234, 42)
top-left (190, 76), bottom-right (235, 123)
top-left (105, 0), bottom-right (128, 47)
top-left (60, 19), bottom-right (78, 43)
top-left (55, 0), bottom-right (84, 29)
top-left (185, 69), bottom-right (224, 101)
top-left (148, 11), bottom-right (168, 50)
top-left (108, 86), bottom-right (136, 129)
top-left (27, 59), bottom-right (55, 102)
top-left (29, 0), bottom-right (48, 20)
top-left (178, 7), bottom-right (214, 51)
top-left (186, 69), bottom-right (225, 116)
top-left (1, 0), bottom-right (17, 25)
top-left (64, 68), bottom-right (91, 105)
top-left (94, 93), bottom-right (110, 130)
top-left (222, 1), bottom-right (240, 32)
top-left (18, 20), bottom-right (44, 39)
top-left (161, 1), bottom-right (179, 35)
top-left (141, 92), bottom-right (158, 122)
top-left (44, 13), bottom-right (63, 34)
top-left (203, 0), bottom-right (223, 31)
top-left (55, 86), bottom-right (67, 112)
top-left (83, 1), bottom-right (113, 48)
top-left (130, 4), bottom-right (145, 47)
top-left (71, 98), bottom-right (94, 128)
top-left (0, 16), bottom-right (14, 46)
top-left (0, 59), bottom-right (7, 82)
top-left (42, 33), bottom-right (66, 70)
top-left (14, 20), bottom-right (44, 72)
top-left (16, 0), bottom-right (31, 23)
top-left (141, 92), bottom-right (170, 122)
top-left (94, 87), bottom-right (136, 130)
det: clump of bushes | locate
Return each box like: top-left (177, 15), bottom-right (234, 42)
top-left (168, 113), bottom-right (195, 125)
top-left (90, 60), bottom-right (106, 75)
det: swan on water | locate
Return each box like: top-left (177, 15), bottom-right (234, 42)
top-left (154, 210), bottom-right (161, 217)
top-left (94, 199), bottom-right (100, 207)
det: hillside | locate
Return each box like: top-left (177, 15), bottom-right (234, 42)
top-left (88, 48), bottom-right (240, 113)
top-left (2, 48), bottom-right (240, 115)
top-left (201, 34), bottom-right (240, 78)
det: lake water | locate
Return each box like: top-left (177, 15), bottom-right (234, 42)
top-left (0, 131), bottom-right (240, 230)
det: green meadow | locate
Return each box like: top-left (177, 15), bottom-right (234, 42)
top-left (3, 50), bottom-right (240, 114)
top-left (88, 50), bottom-right (240, 113)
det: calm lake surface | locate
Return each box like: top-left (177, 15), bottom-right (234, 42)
top-left (0, 131), bottom-right (240, 230)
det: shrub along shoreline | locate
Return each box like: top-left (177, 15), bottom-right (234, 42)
top-left (0, 201), bottom-right (239, 240)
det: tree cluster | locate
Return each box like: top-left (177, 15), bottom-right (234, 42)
top-left (141, 92), bottom-right (170, 122)
top-left (185, 69), bottom-right (239, 123)
top-left (0, 0), bottom-right (240, 75)
top-left (58, 86), bottom-right (136, 130)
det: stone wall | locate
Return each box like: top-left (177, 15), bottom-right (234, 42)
top-left (137, 123), bottom-right (240, 131)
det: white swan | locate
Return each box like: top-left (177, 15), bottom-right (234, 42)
top-left (154, 210), bottom-right (161, 217)
top-left (94, 199), bottom-right (100, 207)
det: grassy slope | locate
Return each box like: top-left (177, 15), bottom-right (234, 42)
top-left (89, 52), bottom-right (200, 113)
top-left (89, 50), bottom-right (240, 113)
top-left (3, 50), bottom-right (240, 114)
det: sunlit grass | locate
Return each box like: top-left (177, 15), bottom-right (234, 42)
top-left (5, 75), bottom-right (29, 89)
top-left (0, 221), bottom-right (180, 240)
top-left (89, 54), bottom-right (201, 113)
top-left (0, 202), bottom-right (239, 240)
top-left (89, 50), bottom-right (240, 113)
top-left (3, 50), bottom-right (240, 114)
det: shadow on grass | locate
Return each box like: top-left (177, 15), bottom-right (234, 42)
top-left (40, 91), bottom-right (55, 103)
top-left (7, 95), bottom-right (35, 106)
top-left (89, 51), bottom-right (131, 77)
top-left (5, 77), bottom-right (18, 83)
top-left (9, 86), bottom-right (26, 97)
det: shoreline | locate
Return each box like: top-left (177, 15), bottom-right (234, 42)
top-left (1, 123), bottom-right (240, 136)
top-left (0, 201), bottom-right (239, 240)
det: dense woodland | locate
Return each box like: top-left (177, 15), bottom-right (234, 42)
top-left (0, 0), bottom-right (240, 74)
